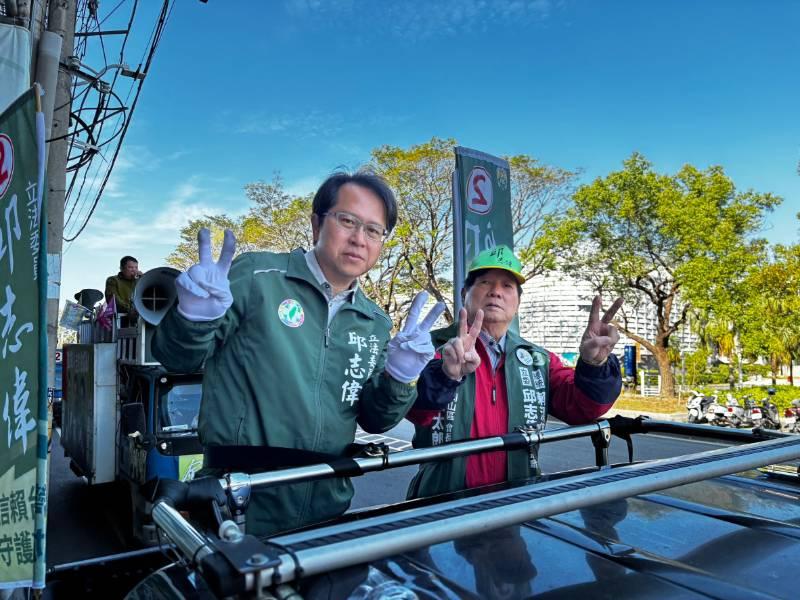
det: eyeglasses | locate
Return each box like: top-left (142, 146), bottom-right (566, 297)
top-left (324, 211), bottom-right (388, 243)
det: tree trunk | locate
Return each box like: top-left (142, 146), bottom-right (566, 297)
top-left (614, 325), bottom-right (676, 398)
top-left (652, 346), bottom-right (675, 398)
top-left (770, 354), bottom-right (778, 386)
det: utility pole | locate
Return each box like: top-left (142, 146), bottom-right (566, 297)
top-left (42, 0), bottom-right (76, 388)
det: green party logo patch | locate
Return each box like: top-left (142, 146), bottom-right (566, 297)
top-left (531, 352), bottom-right (547, 366)
top-left (278, 298), bottom-right (305, 328)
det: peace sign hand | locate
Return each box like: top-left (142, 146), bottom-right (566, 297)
top-left (384, 291), bottom-right (446, 384)
top-left (175, 228), bottom-right (237, 322)
top-left (578, 295), bottom-right (623, 366)
top-left (441, 308), bottom-right (484, 381)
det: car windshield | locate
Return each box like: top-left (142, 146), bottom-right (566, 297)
top-left (158, 383), bottom-right (201, 433)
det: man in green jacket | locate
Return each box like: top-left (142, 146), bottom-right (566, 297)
top-left (104, 255), bottom-right (142, 314)
top-left (407, 246), bottom-right (623, 499)
top-left (152, 171), bottom-right (443, 536)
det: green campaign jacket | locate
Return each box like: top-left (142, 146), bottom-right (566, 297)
top-left (105, 273), bottom-right (137, 313)
top-left (152, 249), bottom-right (416, 535)
top-left (407, 323), bottom-right (550, 500)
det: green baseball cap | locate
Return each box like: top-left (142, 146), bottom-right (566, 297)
top-left (467, 245), bottom-right (526, 284)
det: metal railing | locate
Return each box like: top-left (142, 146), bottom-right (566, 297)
top-left (148, 419), bottom-right (800, 597)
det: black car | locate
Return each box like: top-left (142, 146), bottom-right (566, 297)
top-left (48, 417), bottom-right (800, 599)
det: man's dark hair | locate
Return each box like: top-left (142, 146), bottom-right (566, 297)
top-left (464, 269), bottom-right (523, 297)
top-left (120, 256), bottom-right (138, 270)
top-left (312, 170), bottom-right (398, 233)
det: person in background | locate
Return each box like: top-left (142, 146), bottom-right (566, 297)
top-left (152, 170), bottom-right (444, 536)
top-left (407, 245), bottom-right (623, 499)
top-left (104, 255), bottom-right (142, 316)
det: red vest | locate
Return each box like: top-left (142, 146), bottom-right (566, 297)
top-left (465, 339), bottom-right (509, 488)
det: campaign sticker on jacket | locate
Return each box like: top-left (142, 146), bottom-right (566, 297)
top-left (278, 299), bottom-right (305, 328)
top-left (531, 351), bottom-right (547, 366)
top-left (516, 348), bottom-right (533, 366)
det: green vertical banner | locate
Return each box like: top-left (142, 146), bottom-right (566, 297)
top-left (0, 87), bottom-right (48, 590)
top-left (452, 146), bottom-right (514, 313)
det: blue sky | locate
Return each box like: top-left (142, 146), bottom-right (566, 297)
top-left (60, 0), bottom-right (800, 305)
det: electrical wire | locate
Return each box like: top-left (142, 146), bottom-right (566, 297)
top-left (64, 0), bottom-right (138, 231)
top-left (63, 0), bottom-right (173, 242)
top-left (62, 0), bottom-right (147, 237)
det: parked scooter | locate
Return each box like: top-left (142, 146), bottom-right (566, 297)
top-left (704, 394), bottom-right (728, 427)
top-left (741, 396), bottom-right (763, 428)
top-left (686, 390), bottom-right (713, 424)
top-left (758, 388), bottom-right (781, 430)
top-left (783, 399), bottom-right (800, 433)
top-left (722, 394), bottom-right (746, 428)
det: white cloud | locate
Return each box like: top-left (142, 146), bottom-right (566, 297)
top-left (60, 175), bottom-right (248, 303)
top-left (233, 109), bottom-right (410, 140)
top-left (165, 149), bottom-right (192, 161)
top-left (281, 0), bottom-right (555, 42)
top-left (234, 109), bottom-right (345, 138)
top-left (284, 174), bottom-right (324, 197)
top-left (73, 177), bottom-right (242, 252)
top-left (76, 143), bottom-right (190, 202)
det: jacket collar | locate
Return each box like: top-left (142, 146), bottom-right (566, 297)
top-left (286, 248), bottom-right (375, 320)
top-left (304, 248), bottom-right (359, 302)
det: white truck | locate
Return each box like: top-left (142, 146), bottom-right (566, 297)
top-left (60, 267), bottom-right (204, 544)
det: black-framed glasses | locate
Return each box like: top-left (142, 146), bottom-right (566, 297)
top-left (324, 211), bottom-right (388, 242)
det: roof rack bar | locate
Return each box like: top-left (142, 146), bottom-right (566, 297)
top-left (228, 421), bottom-right (608, 493)
top-left (227, 418), bottom-right (787, 494)
top-left (151, 501), bottom-right (214, 566)
top-left (639, 419), bottom-right (793, 442)
top-left (260, 435), bottom-right (800, 585)
top-left (149, 427), bottom-right (800, 593)
top-left (152, 435), bottom-right (800, 591)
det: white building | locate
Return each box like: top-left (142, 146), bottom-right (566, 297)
top-left (519, 270), bottom-right (699, 363)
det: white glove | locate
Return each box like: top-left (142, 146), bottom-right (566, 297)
top-left (175, 228), bottom-right (236, 322)
top-left (384, 291), bottom-right (446, 384)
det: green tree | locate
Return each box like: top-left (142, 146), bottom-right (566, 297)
top-left (369, 138), bottom-right (457, 327)
top-left (508, 155), bottom-right (578, 280)
top-left (544, 153), bottom-right (780, 397)
top-left (739, 243), bottom-right (800, 385)
top-left (243, 175), bottom-right (314, 252)
top-left (687, 237), bottom-right (769, 390)
top-left (166, 175), bottom-right (313, 270)
top-left (166, 214), bottom-right (251, 270)
top-left (370, 137), bottom-right (578, 327)
top-left (166, 141), bottom-right (577, 330)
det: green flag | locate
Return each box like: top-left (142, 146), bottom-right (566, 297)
top-left (452, 146), bottom-right (514, 312)
top-left (0, 87), bottom-right (48, 590)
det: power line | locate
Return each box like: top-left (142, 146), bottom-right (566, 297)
top-left (63, 0), bottom-right (174, 242)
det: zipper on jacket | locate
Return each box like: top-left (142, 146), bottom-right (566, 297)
top-left (491, 355), bottom-right (499, 405)
top-left (300, 299), bottom-right (330, 526)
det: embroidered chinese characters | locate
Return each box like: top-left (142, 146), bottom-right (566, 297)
top-left (520, 366), bottom-right (546, 428)
top-left (519, 357), bottom-right (547, 472)
top-left (341, 331), bottom-right (381, 407)
top-left (431, 396), bottom-right (458, 446)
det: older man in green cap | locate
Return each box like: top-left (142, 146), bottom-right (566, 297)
top-left (406, 245), bottom-right (623, 499)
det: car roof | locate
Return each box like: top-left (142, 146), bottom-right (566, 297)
top-left (321, 470), bottom-right (800, 598)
